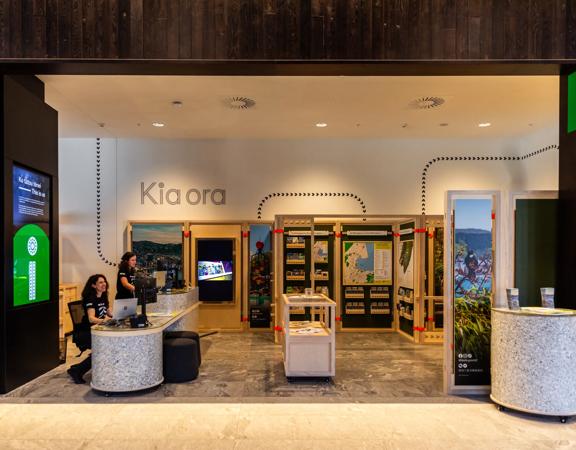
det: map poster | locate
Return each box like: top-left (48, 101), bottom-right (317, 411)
top-left (343, 241), bottom-right (392, 285)
top-left (397, 240), bottom-right (414, 289)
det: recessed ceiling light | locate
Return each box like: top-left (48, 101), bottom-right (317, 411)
top-left (439, 123), bottom-right (449, 127)
top-left (172, 101), bottom-right (183, 108)
top-left (478, 122), bottom-right (491, 128)
top-left (316, 123), bottom-right (328, 128)
top-left (152, 122), bottom-right (165, 128)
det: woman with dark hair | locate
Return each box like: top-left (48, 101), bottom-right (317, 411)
top-left (67, 274), bottom-right (113, 384)
top-left (116, 251), bottom-right (137, 299)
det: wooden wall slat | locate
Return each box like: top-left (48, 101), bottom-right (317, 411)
top-left (0, 1), bottom-right (10, 57)
top-left (118, 0), bottom-right (131, 58)
top-left (0, 0), bottom-right (572, 61)
top-left (130, 0), bottom-right (144, 58)
top-left (70, 0), bottom-right (83, 58)
top-left (46, 0), bottom-right (58, 57)
top-left (58, 0), bottom-right (72, 58)
top-left (82, 0), bottom-right (96, 58)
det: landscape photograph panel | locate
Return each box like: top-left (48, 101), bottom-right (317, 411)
top-left (131, 223), bottom-right (183, 276)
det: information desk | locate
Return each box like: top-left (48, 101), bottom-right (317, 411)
top-left (491, 307), bottom-right (576, 420)
top-left (90, 289), bottom-right (199, 393)
top-left (280, 294), bottom-right (336, 377)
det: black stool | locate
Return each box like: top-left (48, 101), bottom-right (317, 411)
top-left (163, 338), bottom-right (199, 383)
top-left (164, 331), bottom-right (201, 366)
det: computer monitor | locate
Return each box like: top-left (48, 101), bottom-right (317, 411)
top-left (134, 276), bottom-right (157, 305)
top-left (112, 297), bottom-right (137, 320)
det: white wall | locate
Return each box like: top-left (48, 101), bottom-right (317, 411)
top-left (59, 131), bottom-right (558, 287)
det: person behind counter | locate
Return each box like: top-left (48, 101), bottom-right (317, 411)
top-left (67, 274), bottom-right (113, 384)
top-left (116, 251), bottom-right (137, 299)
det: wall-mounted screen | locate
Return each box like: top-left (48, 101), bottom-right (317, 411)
top-left (196, 239), bottom-right (234, 302)
top-left (12, 165), bottom-right (51, 307)
top-left (13, 165), bottom-right (50, 225)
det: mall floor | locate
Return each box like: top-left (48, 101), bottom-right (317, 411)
top-left (0, 333), bottom-right (573, 449)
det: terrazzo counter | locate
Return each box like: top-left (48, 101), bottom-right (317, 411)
top-left (91, 289), bottom-right (199, 393)
top-left (491, 307), bottom-right (576, 418)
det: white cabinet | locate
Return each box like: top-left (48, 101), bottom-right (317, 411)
top-left (280, 294), bottom-right (336, 377)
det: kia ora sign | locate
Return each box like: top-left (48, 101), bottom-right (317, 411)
top-left (141, 182), bottom-right (226, 206)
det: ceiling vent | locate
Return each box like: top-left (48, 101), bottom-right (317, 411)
top-left (409, 96), bottom-right (445, 110)
top-left (223, 96), bottom-right (256, 110)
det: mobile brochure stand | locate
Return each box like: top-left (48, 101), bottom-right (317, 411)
top-left (280, 293), bottom-right (336, 378)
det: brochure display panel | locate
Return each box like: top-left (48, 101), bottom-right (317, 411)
top-left (341, 224), bottom-right (394, 329)
top-left (12, 165), bottom-right (51, 307)
top-left (283, 224), bottom-right (334, 319)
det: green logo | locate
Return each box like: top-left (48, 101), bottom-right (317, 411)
top-left (13, 224), bottom-right (50, 307)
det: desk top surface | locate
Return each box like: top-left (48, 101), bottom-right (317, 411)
top-left (493, 306), bottom-right (576, 317)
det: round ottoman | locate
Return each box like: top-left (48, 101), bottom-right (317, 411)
top-left (163, 338), bottom-right (199, 383)
top-left (164, 331), bottom-right (201, 366)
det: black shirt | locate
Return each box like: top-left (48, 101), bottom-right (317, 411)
top-left (116, 266), bottom-right (135, 299)
top-left (82, 294), bottom-right (109, 325)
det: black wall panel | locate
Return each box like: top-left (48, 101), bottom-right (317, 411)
top-left (1, 76), bottom-right (59, 393)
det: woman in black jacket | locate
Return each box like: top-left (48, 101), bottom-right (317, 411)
top-left (116, 251), bottom-right (137, 299)
top-left (67, 274), bottom-right (112, 384)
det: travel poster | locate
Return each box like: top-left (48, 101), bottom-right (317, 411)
top-left (453, 198), bottom-right (493, 386)
top-left (397, 239), bottom-right (414, 289)
top-left (343, 241), bottom-right (392, 285)
top-left (249, 224), bottom-right (272, 328)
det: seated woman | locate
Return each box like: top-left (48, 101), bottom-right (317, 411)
top-left (67, 274), bottom-right (113, 384)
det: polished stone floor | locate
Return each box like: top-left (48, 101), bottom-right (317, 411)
top-left (1, 333), bottom-right (569, 448)
top-left (2, 332), bottom-right (469, 403)
top-left (0, 403), bottom-right (572, 449)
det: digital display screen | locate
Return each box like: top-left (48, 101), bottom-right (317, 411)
top-left (197, 239), bottom-right (234, 302)
top-left (13, 165), bottom-right (51, 307)
top-left (13, 165), bottom-right (50, 225)
top-left (198, 261), bottom-right (233, 281)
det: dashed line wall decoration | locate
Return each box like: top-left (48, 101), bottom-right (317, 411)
top-left (256, 192), bottom-right (367, 220)
top-left (95, 138), bottom-right (117, 267)
top-left (420, 145), bottom-right (559, 215)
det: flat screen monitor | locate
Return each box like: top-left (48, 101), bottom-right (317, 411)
top-left (12, 164), bottom-right (51, 308)
top-left (196, 239), bottom-right (234, 302)
top-left (134, 276), bottom-right (157, 304)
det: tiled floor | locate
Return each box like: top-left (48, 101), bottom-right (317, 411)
top-left (3, 332), bottom-right (457, 403)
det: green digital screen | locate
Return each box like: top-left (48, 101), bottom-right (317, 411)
top-left (568, 72), bottom-right (576, 134)
top-left (13, 224), bottom-right (50, 307)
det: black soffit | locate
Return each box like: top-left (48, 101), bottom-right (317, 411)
top-left (0, 60), bottom-right (566, 76)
